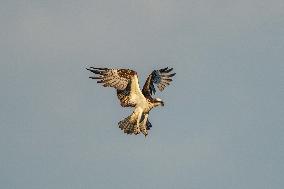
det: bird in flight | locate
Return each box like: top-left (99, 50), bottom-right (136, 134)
top-left (86, 67), bottom-right (176, 137)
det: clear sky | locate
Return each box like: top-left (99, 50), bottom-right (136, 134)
top-left (0, 0), bottom-right (283, 189)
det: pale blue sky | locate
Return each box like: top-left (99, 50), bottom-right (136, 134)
top-left (0, 0), bottom-right (283, 189)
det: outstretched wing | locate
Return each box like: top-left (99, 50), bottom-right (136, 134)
top-left (86, 67), bottom-right (137, 90)
top-left (142, 67), bottom-right (176, 97)
top-left (86, 67), bottom-right (139, 107)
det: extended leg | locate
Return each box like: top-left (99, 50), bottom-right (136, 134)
top-left (139, 114), bottom-right (149, 137)
top-left (133, 108), bottom-right (142, 135)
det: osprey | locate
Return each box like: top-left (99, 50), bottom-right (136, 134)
top-left (86, 67), bottom-right (176, 137)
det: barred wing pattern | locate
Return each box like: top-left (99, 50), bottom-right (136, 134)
top-left (87, 67), bottom-right (138, 107)
top-left (86, 67), bottom-right (137, 90)
top-left (142, 67), bottom-right (176, 97)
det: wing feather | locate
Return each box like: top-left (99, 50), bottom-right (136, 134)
top-left (142, 67), bottom-right (176, 97)
top-left (86, 67), bottom-right (137, 91)
top-left (87, 67), bottom-right (139, 107)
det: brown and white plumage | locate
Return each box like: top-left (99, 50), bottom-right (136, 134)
top-left (86, 67), bottom-right (176, 137)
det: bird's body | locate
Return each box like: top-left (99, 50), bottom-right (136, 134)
top-left (87, 67), bottom-right (175, 136)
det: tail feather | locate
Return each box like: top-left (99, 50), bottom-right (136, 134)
top-left (118, 112), bottom-right (153, 136)
top-left (118, 113), bottom-right (140, 135)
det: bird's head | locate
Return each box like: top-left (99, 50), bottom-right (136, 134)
top-left (154, 98), bottom-right (164, 107)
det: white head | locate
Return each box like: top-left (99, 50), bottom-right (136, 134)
top-left (154, 98), bottom-right (164, 106)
